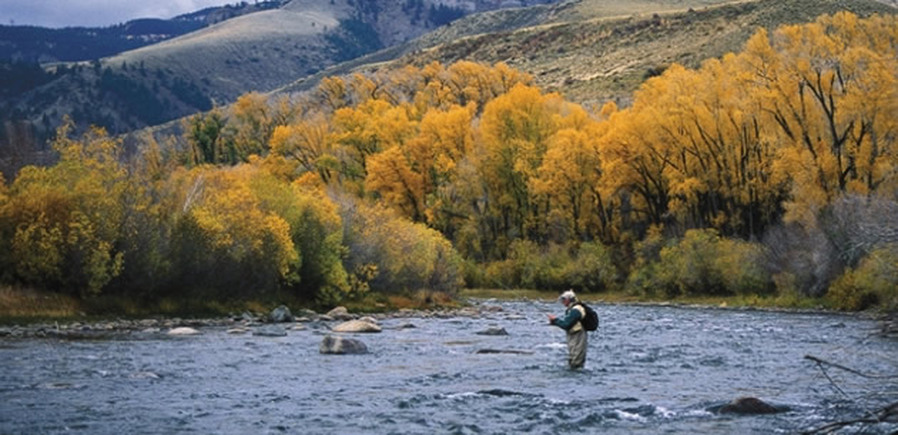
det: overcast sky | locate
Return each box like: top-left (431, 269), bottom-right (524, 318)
top-left (1, 0), bottom-right (237, 28)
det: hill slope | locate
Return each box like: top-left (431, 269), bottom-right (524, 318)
top-left (331, 0), bottom-right (897, 108)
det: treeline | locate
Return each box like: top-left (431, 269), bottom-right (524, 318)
top-left (1, 12), bottom-right (896, 310)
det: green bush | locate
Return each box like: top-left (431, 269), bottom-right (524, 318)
top-left (627, 229), bottom-right (772, 298)
top-left (478, 241), bottom-right (616, 292)
top-left (827, 246), bottom-right (898, 311)
top-left (563, 242), bottom-right (617, 292)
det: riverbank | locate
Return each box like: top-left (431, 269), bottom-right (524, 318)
top-left (1, 286), bottom-right (894, 338)
top-left (0, 299), bottom-right (504, 340)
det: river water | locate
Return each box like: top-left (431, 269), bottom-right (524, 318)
top-left (1, 300), bottom-right (896, 434)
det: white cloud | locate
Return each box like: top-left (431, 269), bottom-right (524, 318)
top-left (1, 0), bottom-right (236, 28)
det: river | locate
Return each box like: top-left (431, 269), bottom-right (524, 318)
top-left (1, 300), bottom-right (896, 434)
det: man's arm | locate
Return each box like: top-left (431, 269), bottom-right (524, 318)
top-left (550, 308), bottom-right (582, 330)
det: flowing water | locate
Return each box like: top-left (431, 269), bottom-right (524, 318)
top-left (1, 300), bottom-right (896, 434)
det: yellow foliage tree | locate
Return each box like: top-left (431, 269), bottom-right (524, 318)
top-left (365, 103), bottom-right (477, 224)
top-left (269, 113), bottom-right (333, 183)
top-left (743, 12), bottom-right (898, 224)
top-left (331, 99), bottom-right (418, 192)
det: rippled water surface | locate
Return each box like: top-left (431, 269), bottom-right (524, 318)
top-left (2, 300), bottom-right (897, 434)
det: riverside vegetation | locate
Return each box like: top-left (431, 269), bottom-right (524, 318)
top-left (0, 13), bottom-right (897, 321)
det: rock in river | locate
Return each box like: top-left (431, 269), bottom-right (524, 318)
top-left (320, 335), bottom-right (368, 354)
top-left (253, 325), bottom-right (288, 337)
top-left (167, 327), bottom-right (201, 336)
top-left (712, 397), bottom-right (787, 415)
top-left (268, 305), bottom-right (294, 323)
top-left (476, 327), bottom-right (508, 336)
top-left (326, 306), bottom-right (353, 320)
top-left (332, 319), bottom-right (382, 333)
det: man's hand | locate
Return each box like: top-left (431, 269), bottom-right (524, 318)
top-left (547, 314), bottom-right (556, 324)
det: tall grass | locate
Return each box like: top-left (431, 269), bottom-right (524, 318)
top-left (0, 285), bottom-right (82, 319)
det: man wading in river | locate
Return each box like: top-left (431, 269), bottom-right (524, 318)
top-left (548, 290), bottom-right (587, 369)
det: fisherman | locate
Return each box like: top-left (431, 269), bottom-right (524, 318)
top-left (548, 289), bottom-right (587, 369)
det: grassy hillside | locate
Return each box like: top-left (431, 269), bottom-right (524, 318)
top-left (327, 0), bottom-right (897, 108)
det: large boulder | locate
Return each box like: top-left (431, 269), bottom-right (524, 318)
top-left (332, 319), bottom-right (382, 333)
top-left (268, 305), bottom-right (294, 323)
top-left (320, 335), bottom-right (368, 354)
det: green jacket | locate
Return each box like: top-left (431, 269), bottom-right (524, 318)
top-left (552, 304), bottom-right (585, 332)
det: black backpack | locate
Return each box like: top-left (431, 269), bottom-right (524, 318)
top-left (577, 302), bottom-right (599, 331)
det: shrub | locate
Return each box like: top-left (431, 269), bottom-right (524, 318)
top-left (338, 195), bottom-right (464, 295)
top-left (1, 124), bottom-right (126, 297)
top-left (827, 246), bottom-right (898, 311)
top-left (563, 241), bottom-right (617, 292)
top-left (628, 229), bottom-right (772, 297)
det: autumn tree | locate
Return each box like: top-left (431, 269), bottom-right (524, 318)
top-left (269, 113), bottom-right (334, 184)
top-left (330, 99), bottom-right (418, 192)
top-left (743, 12), bottom-right (898, 224)
top-left (336, 194), bottom-right (463, 295)
top-left (627, 59), bottom-right (787, 238)
top-left (530, 107), bottom-right (613, 242)
top-left (365, 103), bottom-right (477, 225)
top-left (474, 84), bottom-right (564, 257)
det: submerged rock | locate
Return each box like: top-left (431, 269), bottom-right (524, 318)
top-left (320, 335), bottom-right (368, 354)
top-left (476, 327), bottom-right (508, 336)
top-left (332, 319), bottom-right (381, 333)
top-left (712, 397), bottom-right (787, 415)
top-left (253, 325), bottom-right (287, 337)
top-left (476, 349), bottom-right (533, 355)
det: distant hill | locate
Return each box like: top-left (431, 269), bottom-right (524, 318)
top-left (0, 1), bottom-right (287, 63)
top-left (0, 0), bottom-right (555, 177)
